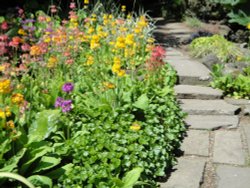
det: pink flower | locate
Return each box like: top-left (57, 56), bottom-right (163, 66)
top-left (70, 2), bottom-right (76, 9)
top-left (151, 46), bottom-right (166, 60)
top-left (21, 43), bottom-right (30, 52)
top-left (1, 21), bottom-right (8, 30)
top-left (0, 35), bottom-right (8, 41)
top-left (50, 5), bottom-right (57, 13)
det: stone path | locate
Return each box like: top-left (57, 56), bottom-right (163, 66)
top-left (155, 22), bottom-right (250, 188)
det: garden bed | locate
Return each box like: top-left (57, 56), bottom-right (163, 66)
top-left (0, 2), bottom-right (186, 187)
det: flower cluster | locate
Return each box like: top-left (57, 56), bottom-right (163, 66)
top-left (146, 46), bottom-right (166, 71)
top-left (55, 97), bottom-right (72, 113)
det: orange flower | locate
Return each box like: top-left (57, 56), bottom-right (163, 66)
top-left (6, 120), bottom-right (15, 129)
top-left (30, 45), bottom-right (42, 56)
top-left (103, 82), bottom-right (115, 89)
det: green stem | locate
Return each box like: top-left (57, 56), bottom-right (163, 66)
top-left (0, 172), bottom-right (35, 188)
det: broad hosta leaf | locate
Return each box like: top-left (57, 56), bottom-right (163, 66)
top-left (133, 94), bottom-right (149, 110)
top-left (28, 110), bottom-right (60, 143)
top-left (32, 156), bottom-right (61, 174)
top-left (28, 175), bottom-right (52, 188)
top-left (122, 167), bottom-right (143, 188)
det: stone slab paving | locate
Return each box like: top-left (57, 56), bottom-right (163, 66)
top-left (180, 99), bottom-right (240, 115)
top-left (160, 157), bottom-right (206, 188)
top-left (216, 165), bottom-right (250, 188)
top-left (241, 116), bottom-right (250, 155)
top-left (185, 115), bottom-right (239, 130)
top-left (213, 131), bottom-right (245, 165)
top-left (181, 130), bottom-right (209, 156)
top-left (167, 59), bottom-right (211, 85)
top-left (174, 85), bottom-right (223, 100)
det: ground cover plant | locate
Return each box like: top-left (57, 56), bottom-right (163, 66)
top-left (0, 1), bottom-right (186, 187)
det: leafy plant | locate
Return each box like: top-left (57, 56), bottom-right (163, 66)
top-left (211, 64), bottom-right (250, 99)
top-left (190, 35), bottom-right (242, 62)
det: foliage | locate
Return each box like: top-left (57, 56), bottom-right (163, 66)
top-left (189, 35), bottom-right (242, 63)
top-left (210, 0), bottom-right (250, 27)
top-left (211, 64), bottom-right (250, 99)
top-left (0, 1), bottom-right (186, 187)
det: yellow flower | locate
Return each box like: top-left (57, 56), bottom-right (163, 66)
top-left (11, 93), bottom-right (24, 105)
top-left (86, 56), bottom-right (94, 65)
top-left (44, 36), bottom-right (51, 43)
top-left (0, 79), bottom-right (11, 94)
top-left (84, 0), bottom-right (89, 4)
top-left (90, 35), bottom-right (100, 49)
top-left (18, 29), bottom-right (27, 35)
top-left (0, 65), bottom-right (5, 72)
top-left (125, 34), bottom-right (134, 45)
top-left (247, 23), bottom-right (250, 30)
top-left (103, 82), bottom-right (115, 89)
top-left (0, 110), bottom-right (5, 119)
top-left (115, 36), bottom-right (126, 48)
top-left (147, 37), bottom-right (155, 43)
top-left (134, 27), bottom-right (141, 34)
top-left (130, 122), bottom-right (141, 131)
top-left (47, 56), bottom-right (58, 68)
top-left (46, 17), bottom-right (51, 22)
top-left (117, 69), bottom-right (126, 77)
top-left (5, 106), bottom-right (11, 117)
top-left (121, 5), bottom-right (126, 12)
top-left (87, 27), bottom-right (95, 34)
top-left (237, 56), bottom-right (242, 61)
top-left (6, 120), bottom-right (15, 129)
top-left (112, 63), bottom-right (121, 73)
top-left (138, 16), bottom-right (147, 27)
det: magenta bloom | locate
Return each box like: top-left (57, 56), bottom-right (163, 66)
top-left (54, 97), bottom-right (72, 113)
top-left (55, 97), bottom-right (64, 108)
top-left (62, 82), bottom-right (74, 93)
top-left (61, 100), bottom-right (72, 113)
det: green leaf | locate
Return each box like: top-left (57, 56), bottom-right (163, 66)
top-left (0, 17), bottom-right (5, 23)
top-left (32, 156), bottom-right (61, 173)
top-left (20, 142), bottom-right (51, 174)
top-left (121, 167), bottom-right (143, 188)
top-left (44, 163), bottom-right (73, 179)
top-left (28, 110), bottom-right (60, 143)
top-left (0, 148), bottom-right (27, 172)
top-left (133, 94), bottom-right (149, 110)
top-left (28, 175), bottom-right (52, 188)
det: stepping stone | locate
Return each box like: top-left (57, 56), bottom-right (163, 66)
top-left (216, 165), bottom-right (250, 188)
top-left (179, 99), bottom-right (240, 115)
top-left (241, 116), bottom-right (250, 154)
top-left (167, 59), bottom-right (211, 85)
top-left (160, 157), bottom-right (206, 188)
top-left (174, 85), bottom-right (223, 100)
top-left (181, 130), bottom-right (209, 156)
top-left (213, 131), bottom-right (245, 165)
top-left (185, 115), bottom-right (239, 130)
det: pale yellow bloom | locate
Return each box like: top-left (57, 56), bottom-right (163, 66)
top-left (130, 122), bottom-right (141, 131)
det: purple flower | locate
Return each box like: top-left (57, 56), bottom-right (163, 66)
top-left (61, 100), bottom-right (72, 113)
top-left (54, 97), bottom-right (72, 113)
top-left (62, 82), bottom-right (74, 93)
top-left (55, 97), bottom-right (64, 107)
